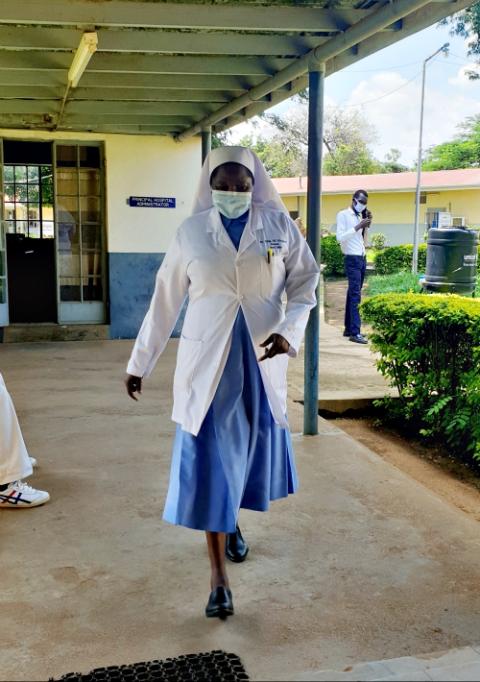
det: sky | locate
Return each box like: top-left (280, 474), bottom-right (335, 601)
top-left (229, 21), bottom-right (480, 167)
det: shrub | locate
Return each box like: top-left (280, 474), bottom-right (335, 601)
top-left (374, 244), bottom-right (427, 275)
top-left (365, 271), bottom-right (423, 297)
top-left (361, 293), bottom-right (480, 465)
top-left (370, 233), bottom-right (387, 251)
top-left (321, 234), bottom-right (345, 276)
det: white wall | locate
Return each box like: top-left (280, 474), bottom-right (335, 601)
top-left (104, 134), bottom-right (200, 253)
top-left (0, 128), bottom-right (201, 254)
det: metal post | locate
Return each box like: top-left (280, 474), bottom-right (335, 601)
top-left (412, 61), bottom-right (427, 276)
top-left (201, 126), bottom-right (212, 164)
top-left (412, 43), bottom-right (449, 274)
top-left (304, 63), bottom-right (325, 436)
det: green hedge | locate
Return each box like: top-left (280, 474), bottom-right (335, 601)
top-left (360, 293), bottom-right (480, 465)
top-left (375, 243), bottom-right (480, 276)
top-left (321, 235), bottom-right (344, 276)
top-left (374, 244), bottom-right (427, 275)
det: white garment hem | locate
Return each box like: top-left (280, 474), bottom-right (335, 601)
top-left (0, 464), bottom-right (33, 486)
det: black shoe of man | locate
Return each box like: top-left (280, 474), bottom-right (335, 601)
top-left (226, 525), bottom-right (249, 563)
top-left (349, 333), bottom-right (368, 345)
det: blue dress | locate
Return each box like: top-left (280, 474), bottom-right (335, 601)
top-left (163, 211), bottom-right (298, 533)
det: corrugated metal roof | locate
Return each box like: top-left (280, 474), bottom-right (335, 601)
top-left (0, 0), bottom-right (473, 137)
top-left (273, 168), bottom-right (480, 195)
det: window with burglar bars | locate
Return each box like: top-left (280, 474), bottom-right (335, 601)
top-left (3, 165), bottom-right (54, 239)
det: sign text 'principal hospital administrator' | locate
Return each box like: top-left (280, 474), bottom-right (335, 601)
top-left (128, 196), bottom-right (176, 208)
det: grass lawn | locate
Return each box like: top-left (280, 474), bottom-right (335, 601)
top-left (365, 271), bottom-right (480, 298)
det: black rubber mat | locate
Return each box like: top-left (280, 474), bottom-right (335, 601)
top-left (53, 650), bottom-right (249, 681)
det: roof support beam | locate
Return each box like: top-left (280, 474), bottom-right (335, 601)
top-left (0, 70), bottom-right (263, 91)
top-left (0, 25), bottom-right (329, 56)
top-left (0, 112), bottom-right (193, 127)
top-left (67, 101), bottom-right (216, 116)
top-left (177, 0), bottom-right (436, 141)
top-left (0, 50), bottom-right (291, 76)
top-left (79, 126), bottom-right (186, 134)
top-left (0, 1), bottom-right (368, 33)
top-left (0, 99), bottom-right (216, 116)
top-left (201, 127), bottom-right (211, 164)
top-left (0, 86), bottom-right (255, 102)
top-left (63, 114), bottom-right (193, 125)
top-left (328, 0), bottom-right (470, 72)
top-left (0, 24), bottom-right (405, 56)
top-left (217, 0), bottom-right (474, 129)
top-left (0, 51), bottom-right (294, 76)
top-left (0, 118), bottom-right (187, 134)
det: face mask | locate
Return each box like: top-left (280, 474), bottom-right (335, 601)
top-left (354, 200), bottom-right (366, 213)
top-left (211, 190), bottom-right (252, 219)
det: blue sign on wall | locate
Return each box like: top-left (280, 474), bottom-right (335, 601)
top-left (128, 196), bottom-right (176, 208)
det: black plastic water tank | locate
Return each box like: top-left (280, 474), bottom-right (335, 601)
top-left (423, 227), bottom-right (479, 295)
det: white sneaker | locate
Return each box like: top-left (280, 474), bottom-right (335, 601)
top-left (0, 480), bottom-right (50, 508)
top-left (29, 457), bottom-right (38, 468)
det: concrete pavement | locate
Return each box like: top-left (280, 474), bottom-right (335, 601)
top-left (1, 335), bottom-right (480, 681)
top-left (298, 646), bottom-right (480, 681)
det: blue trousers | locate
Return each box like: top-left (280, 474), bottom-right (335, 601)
top-left (344, 255), bottom-right (367, 336)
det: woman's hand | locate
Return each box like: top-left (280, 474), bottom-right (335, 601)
top-left (259, 334), bottom-right (290, 362)
top-left (125, 374), bottom-right (142, 400)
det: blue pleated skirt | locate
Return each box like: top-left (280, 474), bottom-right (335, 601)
top-left (163, 310), bottom-right (298, 532)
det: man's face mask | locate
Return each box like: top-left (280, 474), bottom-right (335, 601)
top-left (211, 190), bottom-right (252, 219)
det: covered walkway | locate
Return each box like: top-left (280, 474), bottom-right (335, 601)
top-left (0, 0), bottom-right (475, 433)
top-left (2, 337), bottom-right (480, 681)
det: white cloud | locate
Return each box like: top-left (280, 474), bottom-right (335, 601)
top-left (228, 67), bottom-right (480, 168)
top-left (228, 94), bottom-right (338, 142)
top-left (345, 71), bottom-right (480, 165)
top-left (448, 63), bottom-right (480, 87)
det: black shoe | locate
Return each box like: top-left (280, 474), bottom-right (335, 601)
top-left (349, 333), bottom-right (368, 345)
top-left (343, 330), bottom-right (351, 337)
top-left (226, 525), bottom-right (249, 563)
top-left (205, 586), bottom-right (234, 619)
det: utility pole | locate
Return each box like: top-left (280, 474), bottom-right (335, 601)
top-left (412, 42), bottom-right (449, 274)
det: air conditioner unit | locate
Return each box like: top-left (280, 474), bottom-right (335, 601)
top-left (452, 216), bottom-right (466, 227)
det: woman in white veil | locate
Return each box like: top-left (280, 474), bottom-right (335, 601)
top-left (192, 145), bottom-right (287, 214)
top-left (126, 146), bottom-right (319, 619)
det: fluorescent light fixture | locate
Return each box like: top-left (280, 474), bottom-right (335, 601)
top-left (68, 32), bottom-right (98, 88)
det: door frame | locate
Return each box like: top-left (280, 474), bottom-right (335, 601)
top-left (0, 136), bottom-right (108, 327)
top-left (1, 136), bottom-right (58, 325)
top-left (53, 140), bottom-right (107, 324)
top-left (0, 139), bottom-right (9, 326)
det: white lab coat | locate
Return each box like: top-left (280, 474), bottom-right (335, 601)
top-left (127, 204), bottom-right (319, 436)
top-left (0, 373), bottom-right (32, 484)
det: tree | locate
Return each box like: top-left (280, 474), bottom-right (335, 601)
top-left (381, 148), bottom-right (409, 173)
top-left (212, 98), bottom-right (411, 176)
top-left (422, 114), bottom-right (480, 170)
top-left (212, 130), bottom-right (232, 149)
top-left (323, 142), bottom-right (380, 175)
top-left (442, 3), bottom-right (480, 79)
top-left (262, 104), bottom-right (381, 176)
top-left (236, 134), bottom-right (303, 177)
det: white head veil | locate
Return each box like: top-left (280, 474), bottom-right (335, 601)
top-left (191, 145), bottom-right (287, 215)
